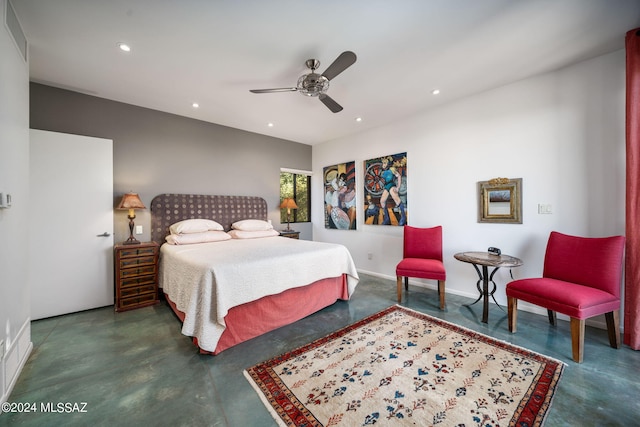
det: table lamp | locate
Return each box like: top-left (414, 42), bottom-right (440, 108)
top-left (117, 192), bottom-right (146, 245)
top-left (279, 198), bottom-right (298, 231)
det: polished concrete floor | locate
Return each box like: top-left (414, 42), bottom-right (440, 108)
top-left (3, 274), bottom-right (640, 426)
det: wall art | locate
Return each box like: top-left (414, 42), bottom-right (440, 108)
top-left (363, 152), bottom-right (407, 226)
top-left (478, 177), bottom-right (522, 224)
top-left (323, 161), bottom-right (357, 229)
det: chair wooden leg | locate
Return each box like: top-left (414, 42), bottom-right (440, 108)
top-left (404, 276), bottom-right (409, 291)
top-left (570, 317), bottom-right (585, 363)
top-left (547, 310), bottom-right (557, 326)
top-left (507, 297), bottom-right (517, 333)
top-left (438, 280), bottom-right (446, 310)
top-left (396, 276), bottom-right (403, 303)
top-left (605, 310), bottom-right (621, 349)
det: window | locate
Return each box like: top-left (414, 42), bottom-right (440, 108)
top-left (280, 169), bottom-right (311, 223)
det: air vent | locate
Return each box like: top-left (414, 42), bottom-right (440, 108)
top-left (5, 0), bottom-right (27, 62)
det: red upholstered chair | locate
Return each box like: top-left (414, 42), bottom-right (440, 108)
top-left (396, 225), bottom-right (446, 309)
top-left (506, 231), bottom-right (625, 363)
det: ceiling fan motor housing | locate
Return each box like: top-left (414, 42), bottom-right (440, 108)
top-left (297, 73), bottom-right (329, 97)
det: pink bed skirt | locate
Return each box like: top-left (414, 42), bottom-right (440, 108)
top-left (164, 274), bottom-right (350, 354)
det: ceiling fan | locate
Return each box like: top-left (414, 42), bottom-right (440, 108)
top-left (249, 51), bottom-right (357, 113)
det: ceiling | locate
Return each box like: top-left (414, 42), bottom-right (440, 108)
top-left (11, 0), bottom-right (640, 145)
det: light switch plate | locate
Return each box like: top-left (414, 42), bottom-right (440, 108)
top-left (538, 204), bottom-right (552, 214)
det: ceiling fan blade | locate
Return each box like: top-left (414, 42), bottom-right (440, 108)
top-left (321, 51), bottom-right (357, 81)
top-left (249, 87), bottom-right (298, 94)
top-left (319, 94), bottom-right (343, 113)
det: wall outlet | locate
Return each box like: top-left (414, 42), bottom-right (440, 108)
top-left (367, 253), bottom-right (373, 260)
top-left (135, 225), bottom-right (143, 235)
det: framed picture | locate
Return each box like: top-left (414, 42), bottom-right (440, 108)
top-left (363, 152), bottom-right (407, 226)
top-left (323, 161), bottom-right (357, 229)
top-left (478, 178), bottom-right (522, 224)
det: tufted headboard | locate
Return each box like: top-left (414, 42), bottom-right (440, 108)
top-left (150, 194), bottom-right (268, 245)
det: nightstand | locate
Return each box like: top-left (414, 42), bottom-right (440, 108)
top-left (114, 242), bottom-right (159, 312)
top-left (279, 230), bottom-right (300, 239)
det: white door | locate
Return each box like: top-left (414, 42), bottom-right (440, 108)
top-left (29, 129), bottom-right (114, 320)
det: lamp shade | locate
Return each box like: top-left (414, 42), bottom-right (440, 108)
top-left (279, 198), bottom-right (298, 209)
top-left (117, 193), bottom-right (146, 210)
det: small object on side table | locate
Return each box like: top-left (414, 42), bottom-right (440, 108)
top-left (279, 230), bottom-right (300, 239)
top-left (114, 241), bottom-right (159, 312)
top-left (454, 251), bottom-right (523, 323)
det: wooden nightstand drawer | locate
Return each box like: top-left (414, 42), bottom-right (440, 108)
top-left (118, 255), bottom-right (156, 269)
top-left (120, 275), bottom-right (157, 289)
top-left (114, 242), bottom-right (159, 312)
top-left (117, 292), bottom-right (158, 311)
top-left (119, 264), bottom-right (157, 279)
top-left (119, 283), bottom-right (157, 298)
top-left (118, 246), bottom-right (157, 258)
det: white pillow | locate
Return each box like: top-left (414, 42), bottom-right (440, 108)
top-left (165, 231), bottom-right (231, 245)
top-left (231, 219), bottom-right (273, 231)
top-left (169, 219), bottom-right (224, 234)
top-left (227, 229), bottom-right (279, 239)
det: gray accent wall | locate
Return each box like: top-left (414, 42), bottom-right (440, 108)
top-left (29, 83), bottom-right (313, 242)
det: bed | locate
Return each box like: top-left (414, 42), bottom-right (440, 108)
top-left (151, 194), bottom-right (359, 354)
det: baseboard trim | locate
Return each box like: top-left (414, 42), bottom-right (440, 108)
top-left (355, 269), bottom-right (611, 330)
top-left (1, 317), bottom-right (32, 404)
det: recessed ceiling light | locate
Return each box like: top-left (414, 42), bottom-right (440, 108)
top-left (267, 123), bottom-right (274, 127)
top-left (117, 42), bottom-right (131, 52)
top-left (431, 89), bottom-right (440, 95)
top-left (192, 102), bottom-right (199, 108)
top-left (355, 117), bottom-right (362, 122)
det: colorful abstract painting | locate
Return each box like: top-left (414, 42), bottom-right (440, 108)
top-left (363, 152), bottom-right (407, 226)
top-left (323, 161), bottom-right (357, 229)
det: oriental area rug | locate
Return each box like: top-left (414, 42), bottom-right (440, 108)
top-left (244, 305), bottom-right (564, 427)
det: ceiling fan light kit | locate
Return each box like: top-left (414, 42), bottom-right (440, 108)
top-left (250, 51), bottom-right (356, 113)
top-left (297, 73), bottom-right (329, 97)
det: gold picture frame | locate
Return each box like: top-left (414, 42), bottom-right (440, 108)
top-left (478, 178), bottom-right (522, 224)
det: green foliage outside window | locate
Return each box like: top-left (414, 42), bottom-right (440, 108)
top-left (280, 172), bottom-right (310, 223)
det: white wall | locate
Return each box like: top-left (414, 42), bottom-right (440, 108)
top-left (313, 50), bottom-right (625, 319)
top-left (0, 0), bottom-right (32, 403)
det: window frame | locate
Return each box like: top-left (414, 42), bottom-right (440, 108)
top-left (280, 168), bottom-right (312, 224)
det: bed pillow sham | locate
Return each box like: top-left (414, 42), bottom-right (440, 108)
top-left (165, 231), bottom-right (231, 245)
top-left (231, 219), bottom-right (273, 231)
top-left (227, 229), bottom-right (280, 239)
top-left (169, 218), bottom-right (224, 234)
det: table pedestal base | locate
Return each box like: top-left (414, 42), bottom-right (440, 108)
top-left (463, 264), bottom-right (504, 323)
top-left (454, 251), bottom-right (523, 324)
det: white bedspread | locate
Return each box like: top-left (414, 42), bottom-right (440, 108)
top-left (160, 236), bottom-right (359, 351)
